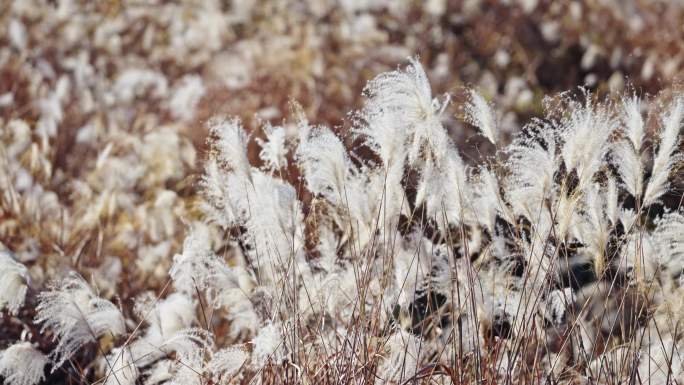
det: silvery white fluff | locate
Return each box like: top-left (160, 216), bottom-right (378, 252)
top-left (614, 212), bottom-right (684, 285)
top-left (414, 146), bottom-right (469, 228)
top-left (392, 233), bottom-right (439, 308)
top-left (541, 288), bottom-right (575, 326)
top-left (296, 123), bottom-right (381, 249)
top-left (296, 125), bottom-right (355, 206)
top-left (126, 294), bottom-right (198, 368)
top-left (148, 293), bottom-right (197, 340)
top-left (207, 347), bottom-right (249, 384)
top-left (464, 89), bottom-right (498, 145)
top-left (169, 231), bottom-right (258, 337)
top-left (353, 100), bottom-right (408, 229)
top-left (477, 266), bottom-right (527, 331)
top-left (256, 123), bottom-right (289, 171)
top-left (35, 273), bottom-right (126, 371)
top-left (103, 347), bottom-right (138, 385)
top-left (0, 342), bottom-right (48, 385)
top-left (622, 95), bottom-right (645, 151)
top-left (129, 328), bottom-right (213, 384)
top-left (201, 119), bottom-right (307, 286)
top-left (362, 57), bottom-right (450, 167)
top-left (169, 227), bottom-right (230, 298)
top-left (378, 330), bottom-right (422, 383)
top-left (643, 97), bottom-right (684, 206)
top-left (616, 231), bottom-right (658, 283)
top-left (154, 346), bottom-right (206, 385)
top-left (651, 212), bottom-right (684, 282)
top-left (207, 117), bottom-right (252, 181)
top-left (361, 59), bottom-right (469, 226)
top-left (572, 180), bottom-right (616, 265)
top-left (560, 97), bottom-right (617, 195)
top-left (241, 174), bottom-right (303, 274)
top-left (0, 251), bottom-right (30, 315)
top-left (251, 322), bottom-right (285, 368)
top-left (612, 138), bottom-right (644, 198)
top-left (471, 167), bottom-right (510, 232)
top-left (587, 346), bottom-right (631, 383)
top-left (612, 96), bottom-right (645, 197)
top-left (637, 335), bottom-right (684, 385)
top-left (503, 121), bottom-right (557, 219)
top-left (365, 60), bottom-right (462, 229)
top-left (143, 360), bottom-right (174, 385)
top-left (156, 329), bottom-right (213, 385)
top-left (297, 264), bottom-right (366, 324)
